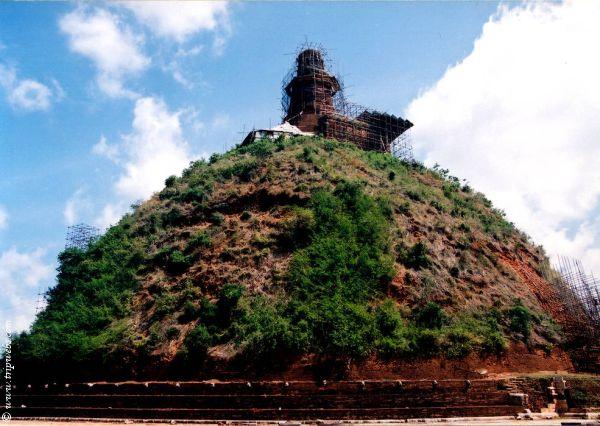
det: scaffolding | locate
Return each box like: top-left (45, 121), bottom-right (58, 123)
top-left (545, 256), bottom-right (600, 371)
top-left (391, 127), bottom-right (415, 162)
top-left (281, 43), bottom-right (414, 161)
top-left (555, 256), bottom-right (600, 329)
top-left (65, 223), bottom-right (99, 250)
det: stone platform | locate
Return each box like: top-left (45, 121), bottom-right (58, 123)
top-left (10, 379), bottom-right (525, 421)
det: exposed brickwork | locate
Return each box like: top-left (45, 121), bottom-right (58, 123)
top-left (283, 48), bottom-right (413, 154)
top-left (11, 379), bottom-right (524, 420)
top-left (499, 253), bottom-right (570, 325)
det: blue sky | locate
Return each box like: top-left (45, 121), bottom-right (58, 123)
top-left (2, 1), bottom-right (599, 331)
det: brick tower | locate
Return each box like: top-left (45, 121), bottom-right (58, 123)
top-left (283, 49), bottom-right (341, 133)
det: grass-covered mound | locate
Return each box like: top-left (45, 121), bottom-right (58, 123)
top-left (11, 136), bottom-right (566, 380)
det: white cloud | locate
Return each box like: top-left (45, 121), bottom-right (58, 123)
top-left (92, 135), bottom-right (120, 162)
top-left (94, 203), bottom-right (124, 230)
top-left (211, 113), bottom-right (231, 129)
top-left (9, 79), bottom-right (52, 110)
top-left (0, 205), bottom-right (7, 230)
top-left (121, 1), bottom-right (231, 85)
top-left (116, 97), bottom-right (191, 200)
top-left (0, 64), bottom-right (57, 111)
top-left (93, 97), bottom-right (192, 228)
top-left (164, 60), bottom-right (194, 89)
top-left (59, 7), bottom-right (149, 98)
top-left (0, 248), bottom-right (54, 332)
top-left (406, 1), bottom-right (600, 273)
top-left (63, 187), bottom-right (92, 225)
top-left (121, 1), bottom-right (230, 43)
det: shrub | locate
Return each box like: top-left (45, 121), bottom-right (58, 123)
top-left (240, 138), bottom-right (276, 158)
top-left (161, 206), bottom-right (185, 227)
top-left (159, 187), bottom-right (179, 200)
top-left (311, 298), bottom-right (378, 359)
top-left (450, 266), bottom-right (460, 277)
top-left (284, 182), bottom-right (395, 360)
top-left (298, 146), bottom-right (316, 163)
top-left (277, 208), bottom-right (315, 250)
top-left (430, 200), bottom-right (445, 212)
top-left (443, 328), bottom-right (474, 359)
top-left (184, 324), bottom-right (212, 360)
top-left (375, 299), bottom-right (403, 336)
top-left (166, 250), bottom-right (191, 274)
top-left (396, 202), bottom-right (410, 215)
top-left (288, 189), bottom-right (394, 302)
top-left (208, 153), bottom-right (221, 164)
top-left (199, 297), bottom-right (218, 324)
top-left (507, 299), bottom-right (532, 342)
top-left (10, 224), bottom-right (143, 378)
top-left (406, 190), bottom-right (423, 202)
top-left (240, 211), bottom-right (252, 221)
top-left (217, 284), bottom-right (245, 325)
top-left (414, 302), bottom-right (446, 329)
top-left (482, 330), bottom-right (507, 355)
top-left (232, 296), bottom-right (307, 365)
top-left (378, 335), bottom-right (411, 357)
top-left (178, 186), bottom-right (207, 203)
top-left (179, 300), bottom-right (200, 323)
top-left (388, 171), bottom-right (396, 181)
top-left (166, 327), bottom-right (180, 339)
top-left (323, 140), bottom-right (336, 152)
top-left (374, 300), bottom-right (412, 357)
top-left (251, 234), bottom-right (272, 249)
top-left (154, 293), bottom-right (177, 317)
top-left (209, 212), bottom-right (225, 225)
top-left (165, 175), bottom-right (178, 187)
top-left (185, 231), bottom-right (211, 253)
top-left (398, 241), bottom-right (431, 269)
top-left (413, 329), bottom-right (440, 356)
top-left (219, 159), bottom-right (258, 182)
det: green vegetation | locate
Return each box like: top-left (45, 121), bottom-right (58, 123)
top-left (507, 299), bottom-right (533, 342)
top-left (11, 221), bottom-right (143, 377)
top-left (218, 158), bottom-right (259, 182)
top-left (155, 247), bottom-right (192, 274)
top-left (183, 324), bottom-right (212, 360)
top-left (178, 183), bottom-right (512, 367)
top-left (7, 136), bottom-right (560, 380)
top-left (398, 241), bottom-right (432, 270)
top-left (414, 302), bottom-right (446, 329)
top-left (185, 230), bottom-right (212, 253)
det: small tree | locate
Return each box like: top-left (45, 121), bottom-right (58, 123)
top-left (507, 299), bottom-right (532, 343)
top-left (414, 302), bottom-right (446, 329)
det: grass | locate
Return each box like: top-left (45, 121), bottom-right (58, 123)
top-left (6, 135), bottom-right (564, 379)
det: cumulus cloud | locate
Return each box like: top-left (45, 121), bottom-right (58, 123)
top-left (0, 205), bottom-right (7, 230)
top-left (59, 7), bottom-right (149, 98)
top-left (0, 248), bottom-right (54, 332)
top-left (117, 97), bottom-right (191, 199)
top-left (94, 97), bottom-right (193, 228)
top-left (94, 203), bottom-right (124, 230)
top-left (92, 135), bottom-right (120, 162)
top-left (406, 1), bottom-right (600, 272)
top-left (121, 1), bottom-right (230, 43)
top-left (0, 64), bottom-right (58, 111)
top-left (63, 187), bottom-right (92, 225)
top-left (121, 1), bottom-right (231, 85)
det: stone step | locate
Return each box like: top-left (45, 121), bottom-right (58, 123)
top-left (12, 380), bottom-right (503, 396)
top-left (12, 405), bottom-right (523, 420)
top-left (14, 391), bottom-right (513, 410)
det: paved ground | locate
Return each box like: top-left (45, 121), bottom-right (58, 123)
top-left (6, 419), bottom-right (600, 426)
